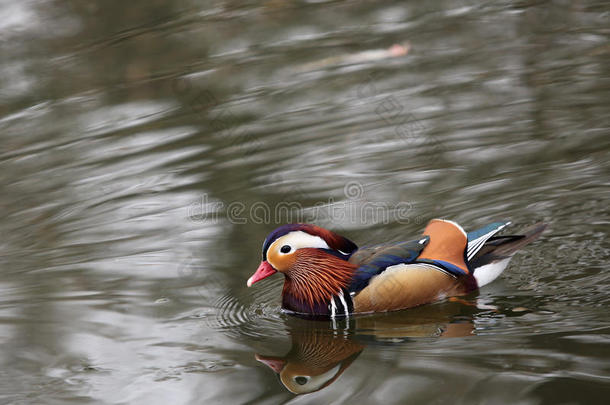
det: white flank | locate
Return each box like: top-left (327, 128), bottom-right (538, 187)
top-left (474, 258), bottom-right (511, 287)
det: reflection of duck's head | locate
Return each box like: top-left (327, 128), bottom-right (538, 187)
top-left (256, 354), bottom-right (347, 394)
top-left (256, 327), bottom-right (363, 394)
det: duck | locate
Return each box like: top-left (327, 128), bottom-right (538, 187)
top-left (247, 219), bottom-right (546, 318)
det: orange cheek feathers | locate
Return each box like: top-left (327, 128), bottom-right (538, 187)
top-left (267, 244), bottom-right (297, 272)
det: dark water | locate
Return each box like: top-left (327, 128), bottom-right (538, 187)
top-left (1, 1), bottom-right (609, 404)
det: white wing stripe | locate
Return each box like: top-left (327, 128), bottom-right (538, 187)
top-left (467, 238), bottom-right (487, 260)
top-left (467, 222), bottom-right (510, 260)
top-left (467, 234), bottom-right (491, 256)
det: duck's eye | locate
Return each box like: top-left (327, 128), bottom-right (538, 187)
top-left (280, 245), bottom-right (292, 254)
top-left (294, 376), bottom-right (309, 385)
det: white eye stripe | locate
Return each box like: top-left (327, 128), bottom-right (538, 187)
top-left (272, 231), bottom-right (330, 253)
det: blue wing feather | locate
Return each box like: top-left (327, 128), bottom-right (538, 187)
top-left (417, 259), bottom-right (469, 277)
top-left (348, 237), bottom-right (429, 293)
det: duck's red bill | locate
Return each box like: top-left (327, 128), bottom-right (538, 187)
top-left (247, 261), bottom-right (276, 287)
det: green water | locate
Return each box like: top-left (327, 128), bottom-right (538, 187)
top-left (1, 1), bottom-right (609, 404)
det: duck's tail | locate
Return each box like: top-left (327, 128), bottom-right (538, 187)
top-left (469, 223), bottom-right (547, 287)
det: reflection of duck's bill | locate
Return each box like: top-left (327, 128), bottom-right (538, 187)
top-left (255, 354), bottom-right (285, 373)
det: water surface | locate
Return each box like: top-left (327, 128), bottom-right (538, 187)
top-left (1, 1), bottom-right (609, 404)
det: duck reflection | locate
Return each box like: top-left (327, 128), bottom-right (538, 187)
top-left (255, 301), bottom-right (477, 394)
top-left (256, 326), bottom-right (363, 394)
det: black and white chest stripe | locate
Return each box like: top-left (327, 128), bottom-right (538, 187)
top-left (328, 288), bottom-right (354, 319)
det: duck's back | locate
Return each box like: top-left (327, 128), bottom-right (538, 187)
top-left (350, 219), bottom-right (475, 313)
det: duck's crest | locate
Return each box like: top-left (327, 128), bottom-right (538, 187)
top-left (262, 224), bottom-right (358, 260)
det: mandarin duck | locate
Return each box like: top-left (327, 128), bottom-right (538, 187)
top-left (247, 219), bottom-right (546, 319)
